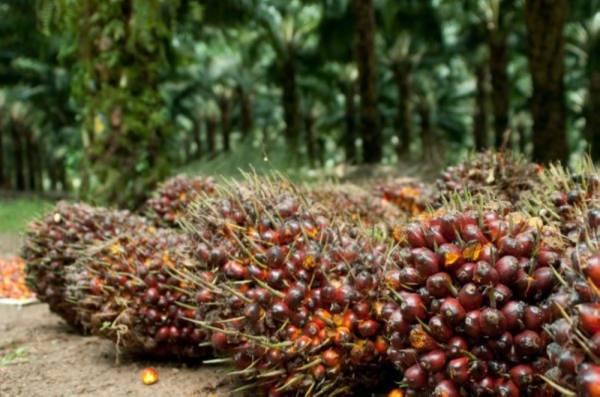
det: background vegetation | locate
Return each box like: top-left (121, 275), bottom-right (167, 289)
top-left (0, 0), bottom-right (598, 208)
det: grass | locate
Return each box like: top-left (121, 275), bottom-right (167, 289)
top-left (0, 347), bottom-right (28, 366)
top-left (0, 199), bottom-right (52, 233)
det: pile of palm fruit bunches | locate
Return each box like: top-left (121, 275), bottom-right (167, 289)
top-left (21, 151), bottom-right (600, 396)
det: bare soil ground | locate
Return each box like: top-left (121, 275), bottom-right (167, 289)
top-left (0, 234), bottom-right (232, 397)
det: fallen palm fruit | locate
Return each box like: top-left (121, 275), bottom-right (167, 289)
top-left (176, 175), bottom-right (392, 396)
top-left (144, 175), bottom-right (216, 228)
top-left (22, 201), bottom-right (148, 330)
top-left (0, 257), bottom-right (34, 300)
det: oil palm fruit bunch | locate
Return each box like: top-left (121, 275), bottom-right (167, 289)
top-left (177, 176), bottom-right (391, 396)
top-left (65, 226), bottom-right (213, 358)
top-left (307, 182), bottom-right (403, 227)
top-left (144, 175), bottom-right (216, 228)
top-left (375, 177), bottom-right (432, 216)
top-left (540, 220), bottom-right (600, 397)
top-left (521, 159), bottom-right (599, 242)
top-left (383, 210), bottom-right (565, 396)
top-left (22, 201), bottom-right (148, 330)
top-left (435, 151), bottom-right (543, 206)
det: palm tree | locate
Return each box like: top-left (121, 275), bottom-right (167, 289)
top-left (524, 0), bottom-right (569, 163)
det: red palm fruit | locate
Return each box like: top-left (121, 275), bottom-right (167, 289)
top-left (473, 261), bottom-right (499, 286)
top-left (211, 331), bottom-right (228, 351)
top-left (440, 298), bottom-right (466, 325)
top-left (486, 219), bottom-right (508, 241)
top-left (425, 225), bottom-right (447, 249)
top-left (427, 273), bottom-right (455, 298)
top-left (459, 223), bottom-right (486, 244)
top-left (354, 301), bottom-right (371, 319)
top-left (514, 330), bottom-right (543, 357)
top-left (578, 364), bottom-right (600, 397)
top-left (454, 262), bottom-right (475, 284)
top-left (322, 348), bottom-right (341, 367)
top-left (428, 315), bottom-right (452, 341)
top-left (479, 308), bottom-right (506, 337)
top-left (473, 376), bottom-right (495, 395)
top-left (496, 379), bottom-right (520, 397)
top-left (488, 331), bottom-right (513, 354)
top-left (405, 364), bottom-right (427, 389)
top-left (447, 336), bottom-right (468, 358)
top-left (397, 348), bottom-right (419, 368)
top-left (400, 266), bottom-right (423, 286)
top-left (439, 243), bottom-right (463, 269)
top-left (440, 214), bottom-right (460, 241)
top-left (400, 293), bottom-right (427, 321)
top-left (490, 283), bottom-right (512, 307)
top-left (478, 243), bottom-right (498, 264)
top-left (509, 364), bottom-right (533, 388)
top-left (388, 310), bottom-right (410, 335)
top-left (558, 349), bottom-right (585, 375)
top-left (457, 283), bottom-right (483, 311)
top-left (498, 235), bottom-right (525, 257)
top-left (419, 349), bottom-right (447, 373)
top-left (432, 380), bottom-right (459, 397)
top-left (495, 256), bottom-right (520, 285)
top-left (584, 255), bottom-right (600, 288)
top-left (409, 326), bottom-right (438, 351)
top-left (413, 248), bottom-right (440, 278)
top-left (578, 303), bottom-right (600, 334)
top-left (464, 310), bottom-right (482, 338)
top-left (447, 356), bottom-right (469, 384)
top-left (523, 305), bottom-right (546, 331)
top-left (358, 319), bottom-right (379, 337)
top-left (405, 223), bottom-right (427, 248)
top-left (537, 249), bottom-right (561, 267)
top-left (532, 267), bottom-right (556, 295)
top-left (590, 332), bottom-right (600, 355)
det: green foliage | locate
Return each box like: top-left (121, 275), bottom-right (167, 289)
top-left (0, 199), bottom-right (51, 233)
top-left (40, 0), bottom-right (179, 208)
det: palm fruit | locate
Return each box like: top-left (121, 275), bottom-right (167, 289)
top-left (435, 151), bottom-right (543, 206)
top-left (383, 210), bottom-right (565, 396)
top-left (0, 257), bottom-right (33, 300)
top-left (65, 226), bottom-right (212, 358)
top-left (540, 219), bottom-right (600, 396)
top-left (144, 175), bottom-right (216, 228)
top-left (375, 177), bottom-right (432, 216)
top-left (306, 182), bottom-right (404, 227)
top-left (177, 176), bottom-right (390, 396)
top-left (22, 201), bottom-right (148, 330)
top-left (521, 159), bottom-right (599, 242)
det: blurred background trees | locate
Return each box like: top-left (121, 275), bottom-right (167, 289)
top-left (0, 0), bottom-right (598, 207)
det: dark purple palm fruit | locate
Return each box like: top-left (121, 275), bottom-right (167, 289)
top-left (307, 182), bottom-right (404, 228)
top-left (143, 175), bottom-right (216, 228)
top-left (175, 175), bottom-right (390, 396)
top-left (65, 226), bottom-right (212, 358)
top-left (384, 209), bottom-right (565, 396)
top-left (22, 201), bottom-right (149, 330)
top-left (435, 150), bottom-right (543, 206)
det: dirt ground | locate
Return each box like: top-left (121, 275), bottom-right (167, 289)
top-left (0, 233), bottom-right (232, 397)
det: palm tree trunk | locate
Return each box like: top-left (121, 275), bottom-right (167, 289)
top-left (344, 82), bottom-right (357, 164)
top-left (237, 85), bottom-right (253, 140)
top-left (393, 62), bottom-right (412, 156)
top-left (418, 99), bottom-right (434, 160)
top-left (305, 111), bottom-right (316, 167)
top-left (488, 29), bottom-right (509, 149)
top-left (194, 116), bottom-right (203, 159)
top-left (353, 0), bottom-right (382, 163)
top-left (281, 52), bottom-right (300, 155)
top-left (34, 141), bottom-right (44, 191)
top-left (473, 64), bottom-right (489, 151)
top-left (586, 35), bottom-right (600, 161)
top-left (206, 116), bottom-right (217, 158)
top-left (524, 0), bottom-right (569, 164)
top-left (23, 129), bottom-right (37, 191)
top-left (0, 122), bottom-right (4, 188)
top-left (11, 120), bottom-right (26, 191)
top-left (219, 97), bottom-right (231, 153)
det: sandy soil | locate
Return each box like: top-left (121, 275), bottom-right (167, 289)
top-left (0, 232), bottom-right (232, 397)
top-left (0, 305), bottom-right (232, 397)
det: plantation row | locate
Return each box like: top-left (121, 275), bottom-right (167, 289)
top-left (22, 152), bottom-right (600, 396)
